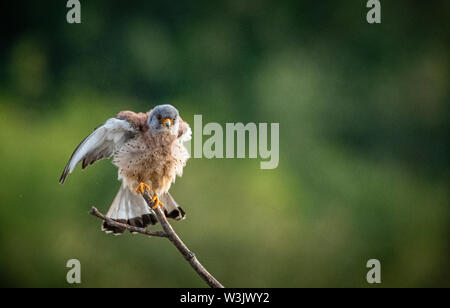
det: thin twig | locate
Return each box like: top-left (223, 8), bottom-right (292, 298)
top-left (89, 192), bottom-right (225, 288)
top-left (142, 192), bottom-right (225, 288)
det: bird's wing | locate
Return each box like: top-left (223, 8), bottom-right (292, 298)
top-left (177, 117), bottom-right (192, 142)
top-left (59, 118), bottom-right (137, 184)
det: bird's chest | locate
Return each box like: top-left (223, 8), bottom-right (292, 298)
top-left (114, 133), bottom-right (178, 192)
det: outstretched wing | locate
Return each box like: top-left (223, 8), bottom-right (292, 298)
top-left (59, 118), bottom-right (136, 184)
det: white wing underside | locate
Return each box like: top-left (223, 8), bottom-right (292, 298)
top-left (59, 118), bottom-right (135, 183)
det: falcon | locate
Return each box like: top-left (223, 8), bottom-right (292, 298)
top-left (59, 104), bottom-right (191, 234)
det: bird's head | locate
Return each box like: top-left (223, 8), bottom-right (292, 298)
top-left (148, 104), bottom-right (180, 135)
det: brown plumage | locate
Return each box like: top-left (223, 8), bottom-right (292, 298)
top-left (60, 105), bottom-right (191, 234)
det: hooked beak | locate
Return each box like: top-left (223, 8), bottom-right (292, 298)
top-left (162, 118), bottom-right (172, 128)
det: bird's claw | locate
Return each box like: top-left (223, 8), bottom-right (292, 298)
top-left (151, 195), bottom-right (164, 209)
top-left (135, 182), bottom-right (163, 209)
top-left (135, 182), bottom-right (150, 194)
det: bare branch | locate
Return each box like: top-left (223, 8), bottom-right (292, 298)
top-left (89, 206), bottom-right (167, 238)
top-left (89, 193), bottom-right (225, 288)
top-left (142, 192), bottom-right (225, 288)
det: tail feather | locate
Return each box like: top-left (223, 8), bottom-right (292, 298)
top-left (102, 185), bottom-right (185, 235)
top-left (160, 192), bottom-right (186, 221)
top-left (102, 184), bottom-right (156, 235)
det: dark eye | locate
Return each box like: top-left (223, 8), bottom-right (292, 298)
top-left (157, 115), bottom-right (162, 120)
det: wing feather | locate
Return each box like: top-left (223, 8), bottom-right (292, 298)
top-left (177, 117), bottom-right (192, 142)
top-left (59, 118), bottom-right (136, 184)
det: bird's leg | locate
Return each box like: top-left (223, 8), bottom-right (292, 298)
top-left (135, 182), bottom-right (163, 209)
top-left (135, 182), bottom-right (150, 194)
top-left (151, 194), bottom-right (164, 209)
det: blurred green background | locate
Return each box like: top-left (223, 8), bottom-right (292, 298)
top-left (0, 1), bottom-right (448, 287)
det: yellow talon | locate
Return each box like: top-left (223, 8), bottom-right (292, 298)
top-left (135, 182), bottom-right (150, 194)
top-left (151, 195), bottom-right (164, 209)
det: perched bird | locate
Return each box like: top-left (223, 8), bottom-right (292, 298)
top-left (59, 104), bottom-right (191, 234)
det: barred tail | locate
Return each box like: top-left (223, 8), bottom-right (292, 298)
top-left (160, 192), bottom-right (186, 221)
top-left (102, 185), bottom-right (186, 235)
top-left (102, 184), bottom-right (157, 235)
